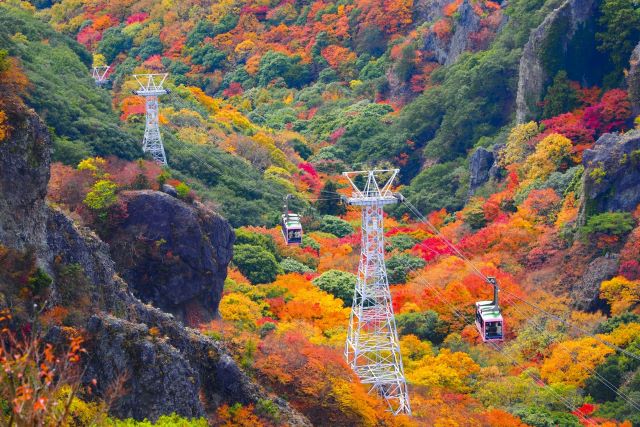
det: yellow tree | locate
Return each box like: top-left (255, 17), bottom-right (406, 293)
top-left (540, 337), bottom-right (614, 386)
top-left (522, 133), bottom-right (573, 182)
top-left (600, 276), bottom-right (640, 315)
top-left (498, 121), bottom-right (540, 167)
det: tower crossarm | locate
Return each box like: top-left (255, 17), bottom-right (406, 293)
top-left (342, 169), bottom-right (399, 205)
top-left (91, 65), bottom-right (110, 84)
top-left (133, 73), bottom-right (169, 96)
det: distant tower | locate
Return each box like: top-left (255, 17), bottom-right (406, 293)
top-left (91, 66), bottom-right (110, 86)
top-left (343, 169), bottom-right (411, 415)
top-left (133, 73), bottom-right (169, 165)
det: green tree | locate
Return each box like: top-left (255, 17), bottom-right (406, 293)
top-left (233, 244), bottom-right (282, 284)
top-left (312, 270), bottom-right (356, 307)
top-left (462, 199), bottom-right (487, 230)
top-left (386, 253), bottom-right (425, 284)
top-left (316, 181), bottom-right (346, 216)
top-left (387, 234), bottom-right (420, 252)
top-left (542, 71), bottom-right (578, 119)
top-left (235, 229), bottom-right (280, 260)
top-left (97, 26), bottom-right (132, 63)
top-left (597, 0), bottom-right (640, 85)
top-left (395, 310), bottom-right (448, 343)
top-left (191, 44), bottom-right (226, 72)
top-left (581, 212), bottom-right (635, 237)
top-left (280, 258), bottom-right (313, 274)
top-left (319, 215), bottom-right (354, 237)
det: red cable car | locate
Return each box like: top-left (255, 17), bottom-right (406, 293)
top-left (475, 277), bottom-right (504, 342)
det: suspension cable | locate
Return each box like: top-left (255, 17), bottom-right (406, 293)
top-left (501, 292), bottom-right (640, 412)
top-left (400, 197), bottom-right (640, 363)
top-left (416, 278), bottom-right (593, 424)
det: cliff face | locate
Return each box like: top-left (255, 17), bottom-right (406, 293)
top-left (0, 104), bottom-right (49, 254)
top-left (581, 130), bottom-right (640, 221)
top-left (515, 0), bottom-right (598, 123)
top-left (421, 0), bottom-right (484, 66)
top-left (107, 190), bottom-right (234, 325)
top-left (628, 42), bottom-right (640, 116)
top-left (0, 106), bottom-right (310, 425)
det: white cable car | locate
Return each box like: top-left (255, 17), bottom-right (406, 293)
top-left (475, 277), bottom-right (504, 342)
top-left (281, 195), bottom-right (303, 245)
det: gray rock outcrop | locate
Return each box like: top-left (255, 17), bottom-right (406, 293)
top-left (421, 0), bottom-right (485, 66)
top-left (515, 0), bottom-right (598, 122)
top-left (107, 191), bottom-right (234, 324)
top-left (580, 130), bottom-right (640, 222)
top-left (0, 104), bottom-right (49, 254)
top-left (627, 42), bottom-right (640, 116)
top-left (468, 147), bottom-right (495, 196)
top-left (569, 255), bottom-right (619, 311)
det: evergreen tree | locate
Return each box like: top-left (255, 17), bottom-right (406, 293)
top-left (542, 71), bottom-right (578, 119)
top-left (316, 181), bottom-right (346, 216)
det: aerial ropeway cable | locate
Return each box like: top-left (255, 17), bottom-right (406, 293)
top-left (418, 277), bottom-right (595, 425)
top-left (400, 196), bottom-right (640, 363)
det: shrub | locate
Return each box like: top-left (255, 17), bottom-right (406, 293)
top-left (312, 270), bottom-right (357, 307)
top-left (235, 229), bottom-right (280, 260)
top-left (301, 235), bottom-right (320, 253)
top-left (175, 182), bottom-right (191, 201)
top-left (233, 244), bottom-right (282, 284)
top-left (108, 414), bottom-right (208, 426)
top-left (83, 179), bottom-right (118, 220)
top-left (319, 215), bottom-right (354, 237)
top-left (386, 254), bottom-right (425, 284)
top-left (387, 234), bottom-right (420, 252)
top-left (581, 212), bottom-right (635, 237)
top-left (395, 310), bottom-right (448, 343)
top-left (280, 258), bottom-right (313, 274)
top-left (316, 181), bottom-right (346, 216)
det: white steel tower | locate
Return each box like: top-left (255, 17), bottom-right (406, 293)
top-left (91, 66), bottom-right (110, 86)
top-left (133, 73), bottom-right (169, 165)
top-left (343, 169), bottom-right (411, 415)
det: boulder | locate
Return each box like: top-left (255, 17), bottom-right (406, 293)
top-left (107, 191), bottom-right (235, 324)
top-left (161, 183), bottom-right (178, 197)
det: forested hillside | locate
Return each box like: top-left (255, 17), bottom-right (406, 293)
top-left (1, 0), bottom-right (640, 424)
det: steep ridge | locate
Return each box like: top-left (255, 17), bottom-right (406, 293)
top-left (0, 104), bottom-right (310, 424)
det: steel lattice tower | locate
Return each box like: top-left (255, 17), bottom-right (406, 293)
top-left (133, 73), bottom-right (169, 165)
top-left (91, 66), bottom-right (110, 86)
top-left (343, 169), bottom-right (411, 416)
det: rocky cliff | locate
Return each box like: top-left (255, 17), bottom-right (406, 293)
top-left (0, 106), bottom-right (310, 425)
top-left (0, 103), bottom-right (49, 254)
top-left (107, 191), bottom-right (234, 325)
top-left (515, 0), bottom-right (598, 122)
top-left (467, 147), bottom-right (495, 197)
top-left (627, 42), bottom-right (640, 116)
top-left (421, 0), bottom-right (484, 66)
top-left (581, 130), bottom-right (640, 221)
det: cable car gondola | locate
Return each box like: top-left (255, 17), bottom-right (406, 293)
top-left (475, 277), bottom-right (504, 342)
top-left (281, 194), bottom-right (303, 245)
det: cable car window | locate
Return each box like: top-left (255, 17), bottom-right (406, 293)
top-left (485, 321), bottom-right (502, 338)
